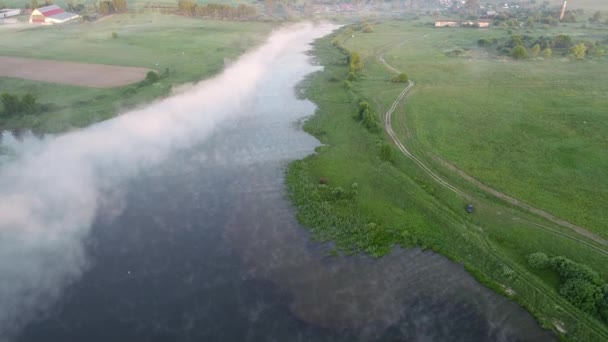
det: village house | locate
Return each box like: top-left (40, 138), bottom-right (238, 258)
top-left (29, 5), bottom-right (79, 25)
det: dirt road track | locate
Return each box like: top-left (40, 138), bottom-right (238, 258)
top-left (377, 51), bottom-right (608, 248)
top-left (0, 56), bottom-right (150, 88)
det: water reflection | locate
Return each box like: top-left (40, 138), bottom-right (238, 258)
top-left (17, 26), bottom-right (553, 342)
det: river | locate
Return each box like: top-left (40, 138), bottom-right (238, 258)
top-left (1, 23), bottom-right (554, 342)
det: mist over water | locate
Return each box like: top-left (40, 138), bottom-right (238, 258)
top-left (1, 22), bottom-right (554, 342)
top-left (0, 23), bottom-right (336, 341)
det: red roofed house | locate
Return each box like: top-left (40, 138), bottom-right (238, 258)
top-left (29, 5), bottom-right (79, 24)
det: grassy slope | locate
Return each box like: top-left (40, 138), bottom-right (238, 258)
top-left (288, 23), bottom-right (608, 340)
top-left (368, 22), bottom-right (608, 239)
top-left (0, 12), bottom-right (272, 132)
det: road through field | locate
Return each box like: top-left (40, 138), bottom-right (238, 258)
top-left (377, 51), bottom-right (608, 249)
top-left (0, 56), bottom-right (150, 88)
top-left (378, 48), bottom-right (608, 341)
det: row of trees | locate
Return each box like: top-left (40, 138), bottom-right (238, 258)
top-left (478, 34), bottom-right (605, 60)
top-left (29, 0), bottom-right (52, 10)
top-left (357, 101), bottom-right (379, 131)
top-left (528, 253), bottom-right (608, 323)
top-left (177, 0), bottom-right (257, 18)
top-left (1, 93), bottom-right (41, 118)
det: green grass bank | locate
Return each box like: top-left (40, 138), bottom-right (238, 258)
top-left (0, 12), bottom-right (272, 132)
top-left (287, 21), bottom-right (608, 341)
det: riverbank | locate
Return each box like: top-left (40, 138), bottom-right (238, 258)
top-left (287, 24), bottom-right (608, 341)
top-left (0, 13), bottom-right (273, 133)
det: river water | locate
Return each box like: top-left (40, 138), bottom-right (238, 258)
top-left (1, 24), bottom-right (554, 341)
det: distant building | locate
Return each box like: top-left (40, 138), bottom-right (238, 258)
top-left (29, 5), bottom-right (79, 25)
top-left (435, 19), bottom-right (490, 28)
top-left (0, 8), bottom-right (21, 18)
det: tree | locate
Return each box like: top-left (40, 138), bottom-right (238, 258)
top-left (349, 52), bottom-right (364, 73)
top-left (550, 256), bottom-right (601, 284)
top-left (1, 93), bottom-right (20, 116)
top-left (594, 49), bottom-right (605, 58)
top-left (531, 43), bottom-right (541, 57)
top-left (111, 0), bottom-right (126, 12)
top-left (512, 45), bottom-right (528, 59)
top-left (598, 285), bottom-right (608, 323)
top-left (552, 34), bottom-right (573, 49)
top-left (21, 93), bottom-right (37, 113)
top-left (177, 0), bottom-right (196, 16)
top-left (98, 0), bottom-right (114, 14)
top-left (589, 11), bottom-right (601, 23)
top-left (391, 73), bottom-right (409, 83)
top-left (559, 278), bottom-right (602, 315)
top-left (542, 47), bottom-right (552, 58)
top-left (571, 43), bottom-right (587, 60)
top-left (31, 0), bottom-right (38, 9)
top-left (362, 24), bottom-right (374, 33)
top-left (528, 252), bottom-right (549, 269)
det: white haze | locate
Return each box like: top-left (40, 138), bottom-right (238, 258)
top-left (0, 22), bottom-right (335, 341)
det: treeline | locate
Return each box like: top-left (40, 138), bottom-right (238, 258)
top-left (477, 34), bottom-right (605, 60)
top-left (528, 253), bottom-right (608, 324)
top-left (98, 0), bottom-right (127, 15)
top-left (489, 5), bottom-right (606, 28)
top-left (177, 0), bottom-right (257, 19)
top-left (1, 93), bottom-right (43, 118)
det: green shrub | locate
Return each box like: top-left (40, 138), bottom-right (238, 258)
top-left (380, 144), bottom-right (394, 163)
top-left (111, 32), bottom-right (118, 39)
top-left (512, 45), bottom-right (528, 59)
top-left (391, 73), bottom-right (409, 83)
top-left (145, 71), bottom-right (160, 83)
top-left (528, 252), bottom-right (550, 269)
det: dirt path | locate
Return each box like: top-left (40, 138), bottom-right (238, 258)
top-left (377, 51), bottom-right (608, 248)
top-left (0, 56), bottom-right (151, 88)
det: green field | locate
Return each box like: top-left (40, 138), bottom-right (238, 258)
top-left (0, 12), bottom-right (272, 132)
top-left (288, 19), bottom-right (608, 340)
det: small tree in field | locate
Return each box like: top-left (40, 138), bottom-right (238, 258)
top-left (349, 52), bottom-right (364, 73)
top-left (177, 0), bottom-right (196, 16)
top-left (528, 252), bottom-right (550, 269)
top-left (542, 47), bottom-right (552, 59)
top-left (571, 43), bottom-right (587, 60)
top-left (391, 73), bottom-right (409, 83)
top-left (512, 45), bottom-right (528, 59)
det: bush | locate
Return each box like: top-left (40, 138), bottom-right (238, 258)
top-left (551, 256), bottom-right (601, 284)
top-left (145, 71), bottom-right (159, 83)
top-left (380, 144), bottom-right (394, 163)
top-left (512, 45), bottom-right (528, 59)
top-left (528, 252), bottom-right (549, 269)
top-left (477, 38), bottom-right (491, 47)
top-left (1, 92), bottom-right (40, 117)
top-left (111, 32), bottom-right (118, 39)
top-left (391, 73), bottom-right (409, 83)
top-left (559, 278), bottom-right (602, 315)
top-left (349, 52), bottom-right (364, 73)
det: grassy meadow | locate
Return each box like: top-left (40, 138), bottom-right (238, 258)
top-left (288, 19), bottom-right (608, 340)
top-left (0, 12), bottom-right (272, 132)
